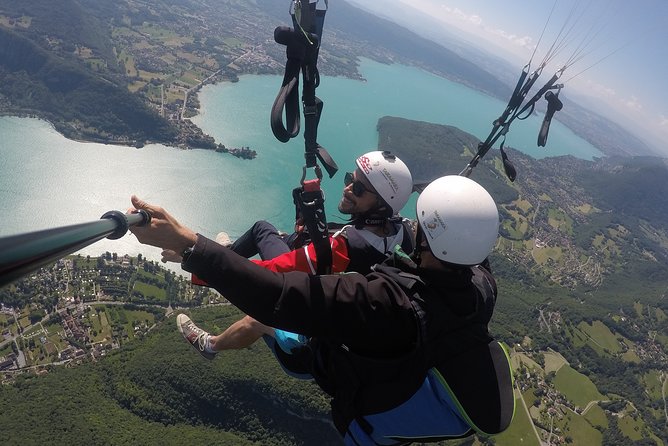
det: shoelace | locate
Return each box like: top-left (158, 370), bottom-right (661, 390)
top-left (186, 321), bottom-right (208, 352)
top-left (196, 332), bottom-right (207, 352)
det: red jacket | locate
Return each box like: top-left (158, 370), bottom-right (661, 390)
top-left (252, 234), bottom-right (350, 274)
top-left (192, 234), bottom-right (350, 285)
top-left (193, 221), bottom-right (413, 285)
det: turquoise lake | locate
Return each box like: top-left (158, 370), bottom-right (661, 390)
top-left (0, 59), bottom-right (601, 265)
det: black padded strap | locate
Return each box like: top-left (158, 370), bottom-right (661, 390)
top-left (270, 2), bottom-right (338, 178)
top-left (537, 89), bottom-right (563, 147)
top-left (293, 180), bottom-right (332, 275)
top-left (271, 26), bottom-right (305, 143)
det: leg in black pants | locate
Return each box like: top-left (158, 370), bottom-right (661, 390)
top-left (230, 220), bottom-right (290, 260)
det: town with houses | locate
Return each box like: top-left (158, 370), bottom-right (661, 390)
top-left (0, 252), bottom-right (666, 445)
top-left (0, 253), bottom-right (220, 380)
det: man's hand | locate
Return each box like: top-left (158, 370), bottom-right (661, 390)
top-left (128, 195), bottom-right (198, 255)
top-left (160, 249), bottom-right (183, 263)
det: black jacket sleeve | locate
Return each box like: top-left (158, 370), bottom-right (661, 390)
top-left (182, 235), bottom-right (417, 352)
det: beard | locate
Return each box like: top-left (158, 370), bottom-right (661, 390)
top-left (337, 195), bottom-right (354, 215)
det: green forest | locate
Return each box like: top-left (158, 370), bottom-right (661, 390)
top-left (0, 306), bottom-right (339, 445)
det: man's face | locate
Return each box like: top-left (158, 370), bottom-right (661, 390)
top-left (338, 169), bottom-right (380, 215)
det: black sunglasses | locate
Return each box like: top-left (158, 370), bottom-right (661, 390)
top-left (344, 172), bottom-right (373, 197)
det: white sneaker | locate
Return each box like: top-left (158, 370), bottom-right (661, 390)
top-left (176, 314), bottom-right (216, 360)
top-left (215, 231), bottom-right (232, 247)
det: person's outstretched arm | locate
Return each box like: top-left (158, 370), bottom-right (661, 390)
top-left (128, 196), bottom-right (416, 347)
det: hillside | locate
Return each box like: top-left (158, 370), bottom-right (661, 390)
top-left (1, 293), bottom-right (666, 445)
top-left (0, 0), bottom-right (654, 157)
top-left (379, 116), bottom-right (668, 292)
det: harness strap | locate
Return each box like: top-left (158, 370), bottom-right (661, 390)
top-left (270, 25), bottom-right (304, 143)
top-left (273, 2), bottom-right (337, 273)
top-left (292, 179), bottom-right (332, 275)
top-left (270, 1), bottom-right (338, 177)
top-left (538, 88), bottom-right (563, 147)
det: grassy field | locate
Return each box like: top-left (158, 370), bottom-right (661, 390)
top-left (543, 351), bottom-right (568, 374)
top-left (124, 310), bottom-right (155, 330)
top-left (617, 411), bottom-right (645, 441)
top-left (642, 370), bottom-right (665, 400)
top-left (577, 320), bottom-right (622, 354)
top-left (575, 203), bottom-right (594, 214)
top-left (621, 348), bottom-right (641, 363)
top-left (583, 403), bottom-right (608, 429)
top-left (502, 213), bottom-right (530, 239)
top-left (547, 207), bottom-right (574, 235)
top-left (0, 344), bottom-right (14, 357)
top-left (89, 307), bottom-right (113, 343)
top-left (522, 387), bottom-right (539, 408)
top-left (657, 332), bottom-right (668, 350)
top-left (554, 364), bottom-right (605, 408)
top-left (512, 352), bottom-right (542, 373)
top-left (133, 281), bottom-right (167, 301)
top-left (555, 407), bottom-right (603, 446)
top-left (532, 245), bottom-right (563, 265)
top-left (592, 234), bottom-right (621, 260)
top-left (656, 307), bottom-right (667, 322)
top-left (117, 49), bottom-right (137, 76)
top-left (18, 316), bottom-right (31, 329)
top-left (492, 392), bottom-right (541, 446)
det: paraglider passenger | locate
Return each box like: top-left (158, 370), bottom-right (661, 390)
top-left (166, 151), bottom-right (415, 365)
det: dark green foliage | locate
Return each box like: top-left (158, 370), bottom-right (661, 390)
top-left (0, 306), bottom-right (338, 445)
top-left (580, 157), bottom-right (668, 223)
top-left (377, 116), bottom-right (519, 204)
top-left (0, 0), bottom-right (118, 70)
top-left (0, 366), bottom-right (257, 445)
top-left (28, 309), bottom-right (43, 324)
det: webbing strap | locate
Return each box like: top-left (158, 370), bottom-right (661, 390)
top-left (538, 89), bottom-right (563, 147)
top-left (272, 1), bottom-right (336, 275)
top-left (270, 1), bottom-right (338, 177)
top-left (292, 180), bottom-right (332, 275)
top-left (271, 26), bottom-right (304, 143)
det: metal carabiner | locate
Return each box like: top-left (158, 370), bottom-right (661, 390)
top-left (300, 164), bottom-right (323, 186)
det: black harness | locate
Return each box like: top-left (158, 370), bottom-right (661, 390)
top-left (271, 0), bottom-right (338, 275)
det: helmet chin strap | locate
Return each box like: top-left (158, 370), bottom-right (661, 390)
top-left (352, 215), bottom-right (387, 228)
top-left (414, 226), bottom-right (425, 265)
top-left (351, 201), bottom-right (392, 228)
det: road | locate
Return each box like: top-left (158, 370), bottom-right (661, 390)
top-left (662, 372), bottom-right (668, 424)
top-left (515, 382), bottom-right (543, 445)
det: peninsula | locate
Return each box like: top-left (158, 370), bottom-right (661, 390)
top-left (0, 1), bottom-right (655, 159)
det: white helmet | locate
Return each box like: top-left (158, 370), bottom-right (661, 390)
top-left (356, 151), bottom-right (413, 214)
top-left (416, 175), bottom-right (499, 265)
